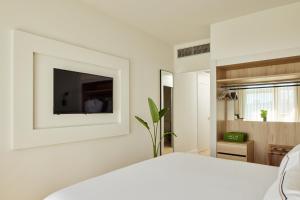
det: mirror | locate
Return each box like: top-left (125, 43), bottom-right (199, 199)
top-left (160, 70), bottom-right (174, 155)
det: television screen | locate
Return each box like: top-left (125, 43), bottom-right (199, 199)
top-left (53, 68), bottom-right (113, 114)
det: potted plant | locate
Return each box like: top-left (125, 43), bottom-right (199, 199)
top-left (135, 98), bottom-right (176, 158)
top-left (260, 109), bottom-right (268, 122)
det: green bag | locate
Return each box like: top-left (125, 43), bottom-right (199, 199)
top-left (223, 132), bottom-right (248, 143)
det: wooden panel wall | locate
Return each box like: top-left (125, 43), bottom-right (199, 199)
top-left (217, 101), bottom-right (226, 141)
top-left (225, 61), bottom-right (300, 79)
top-left (226, 120), bottom-right (300, 164)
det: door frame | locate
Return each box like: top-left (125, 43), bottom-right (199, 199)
top-left (159, 70), bottom-right (174, 155)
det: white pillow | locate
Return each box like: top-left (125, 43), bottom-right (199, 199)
top-left (278, 154), bottom-right (289, 176)
top-left (278, 144), bottom-right (300, 176)
top-left (279, 169), bottom-right (300, 200)
top-left (287, 145), bottom-right (300, 170)
top-left (275, 145), bottom-right (300, 200)
top-left (263, 180), bottom-right (281, 200)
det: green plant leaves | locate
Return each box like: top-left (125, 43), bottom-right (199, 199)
top-left (134, 97), bottom-right (176, 158)
top-left (164, 132), bottom-right (177, 137)
top-left (159, 108), bottom-right (168, 120)
top-left (148, 98), bottom-right (159, 123)
top-left (135, 116), bottom-right (150, 130)
top-left (260, 109), bottom-right (268, 118)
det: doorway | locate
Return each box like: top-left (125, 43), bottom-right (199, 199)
top-left (163, 86), bottom-right (173, 154)
top-left (173, 70), bottom-right (210, 155)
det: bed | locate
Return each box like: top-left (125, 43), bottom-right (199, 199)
top-left (44, 153), bottom-right (278, 200)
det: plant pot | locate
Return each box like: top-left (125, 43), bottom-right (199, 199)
top-left (263, 118), bottom-right (267, 122)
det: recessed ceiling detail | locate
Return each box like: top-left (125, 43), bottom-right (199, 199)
top-left (80, 0), bottom-right (300, 44)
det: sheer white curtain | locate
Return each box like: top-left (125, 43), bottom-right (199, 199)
top-left (275, 87), bottom-right (297, 122)
top-left (240, 86), bottom-right (298, 122)
top-left (242, 88), bottom-right (275, 121)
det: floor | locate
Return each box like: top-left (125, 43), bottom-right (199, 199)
top-left (199, 149), bottom-right (210, 156)
top-left (163, 146), bottom-right (173, 154)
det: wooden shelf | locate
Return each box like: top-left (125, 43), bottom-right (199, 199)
top-left (217, 72), bottom-right (300, 86)
top-left (217, 140), bottom-right (254, 162)
top-left (217, 55), bottom-right (300, 70)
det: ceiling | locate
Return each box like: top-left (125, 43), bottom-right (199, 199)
top-left (80, 0), bottom-right (300, 45)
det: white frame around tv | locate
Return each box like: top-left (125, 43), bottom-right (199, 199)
top-left (12, 30), bottom-right (130, 150)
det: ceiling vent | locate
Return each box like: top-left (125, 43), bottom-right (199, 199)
top-left (177, 43), bottom-right (210, 58)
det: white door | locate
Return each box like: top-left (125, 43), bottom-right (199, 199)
top-left (197, 72), bottom-right (210, 152)
top-left (173, 72), bottom-right (198, 152)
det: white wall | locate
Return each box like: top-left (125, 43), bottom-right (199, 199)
top-left (174, 39), bottom-right (210, 73)
top-left (0, 1), bottom-right (173, 200)
top-left (211, 2), bottom-right (300, 62)
top-left (210, 2), bottom-right (300, 156)
top-left (174, 72), bottom-right (198, 152)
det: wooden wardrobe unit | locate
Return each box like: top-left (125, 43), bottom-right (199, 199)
top-left (216, 56), bottom-right (300, 165)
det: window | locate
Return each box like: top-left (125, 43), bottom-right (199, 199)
top-left (276, 87), bottom-right (297, 122)
top-left (240, 86), bottom-right (299, 122)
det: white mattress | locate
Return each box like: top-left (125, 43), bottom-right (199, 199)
top-left (45, 153), bottom-right (278, 200)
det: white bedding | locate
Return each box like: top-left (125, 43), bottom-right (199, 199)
top-left (45, 153), bottom-right (278, 200)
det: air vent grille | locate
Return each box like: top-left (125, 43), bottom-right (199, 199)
top-left (177, 43), bottom-right (210, 58)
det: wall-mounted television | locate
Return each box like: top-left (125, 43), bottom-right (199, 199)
top-left (53, 68), bottom-right (113, 114)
